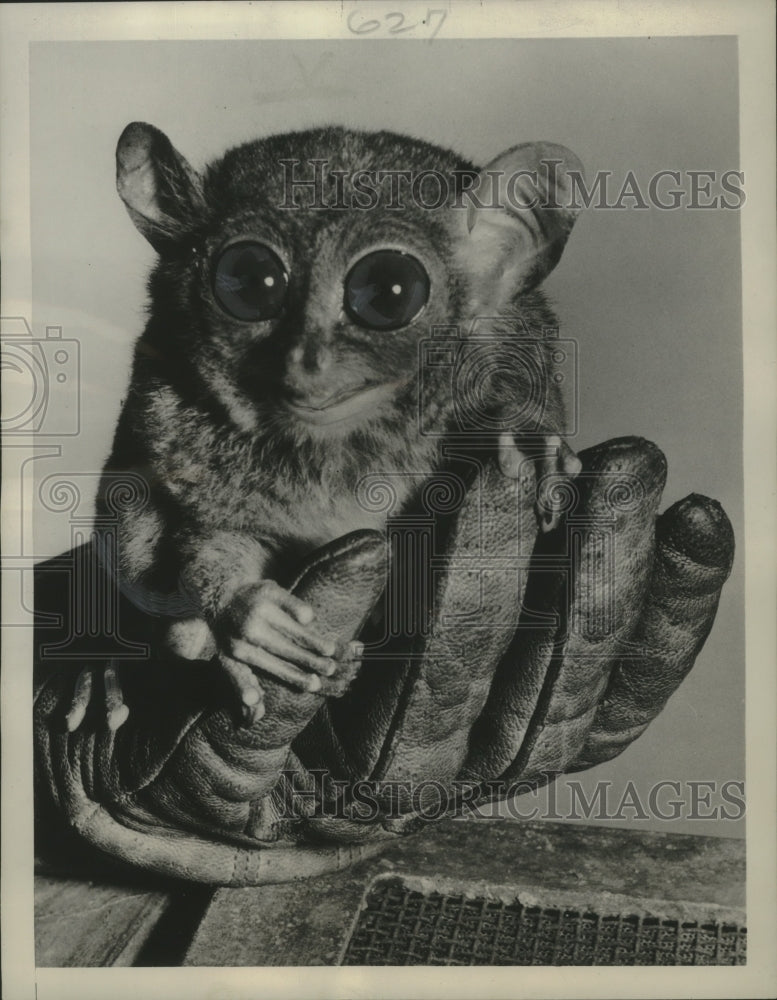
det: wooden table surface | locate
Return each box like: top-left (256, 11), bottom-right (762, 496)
top-left (34, 818), bottom-right (746, 968)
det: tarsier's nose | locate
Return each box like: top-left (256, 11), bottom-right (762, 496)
top-left (289, 341), bottom-right (333, 374)
top-left (282, 337), bottom-right (338, 407)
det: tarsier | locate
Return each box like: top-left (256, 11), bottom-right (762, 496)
top-left (66, 122), bottom-right (584, 731)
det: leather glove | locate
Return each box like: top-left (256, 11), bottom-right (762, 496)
top-left (33, 437), bottom-right (734, 884)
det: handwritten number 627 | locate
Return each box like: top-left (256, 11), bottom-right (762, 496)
top-left (347, 9), bottom-right (448, 41)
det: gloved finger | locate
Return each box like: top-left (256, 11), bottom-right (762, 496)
top-left (460, 436), bottom-right (667, 786)
top-left (296, 458), bottom-right (539, 821)
top-left (353, 458), bottom-right (539, 812)
top-left (569, 493), bottom-right (734, 771)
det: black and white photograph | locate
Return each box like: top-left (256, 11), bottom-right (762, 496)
top-left (1, 2), bottom-right (775, 998)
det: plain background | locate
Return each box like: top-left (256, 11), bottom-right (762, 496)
top-left (28, 36), bottom-right (744, 836)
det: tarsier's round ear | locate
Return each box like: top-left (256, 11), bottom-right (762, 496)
top-left (459, 142), bottom-right (584, 308)
top-left (116, 122), bottom-right (205, 252)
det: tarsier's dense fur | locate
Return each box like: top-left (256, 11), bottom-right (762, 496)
top-left (89, 123), bottom-right (583, 727)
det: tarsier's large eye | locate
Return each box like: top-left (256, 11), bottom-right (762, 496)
top-left (344, 250), bottom-right (430, 330)
top-left (212, 241), bottom-right (288, 321)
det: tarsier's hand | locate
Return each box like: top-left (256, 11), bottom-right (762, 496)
top-left (65, 580), bottom-right (364, 731)
top-left (212, 581), bottom-right (363, 725)
top-left (498, 430), bottom-right (583, 531)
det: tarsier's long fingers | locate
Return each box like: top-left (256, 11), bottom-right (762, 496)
top-left (250, 602), bottom-right (337, 663)
top-left (231, 582), bottom-right (337, 659)
top-left (229, 639), bottom-right (328, 694)
top-left (266, 587), bottom-right (318, 629)
top-left (65, 667), bottom-right (94, 732)
top-left (498, 431), bottom-right (582, 533)
top-left (223, 633), bottom-right (364, 729)
top-left (218, 654), bottom-right (266, 726)
top-left (537, 434), bottom-right (582, 532)
top-left (104, 662), bottom-right (130, 732)
top-left (233, 628), bottom-right (335, 677)
top-left (64, 663), bottom-right (131, 732)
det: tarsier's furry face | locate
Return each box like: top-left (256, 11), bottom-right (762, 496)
top-left (117, 123), bottom-right (583, 464)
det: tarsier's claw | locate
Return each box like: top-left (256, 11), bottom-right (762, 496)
top-left (240, 700), bottom-right (265, 727)
top-left (241, 684), bottom-right (262, 707)
top-left (238, 676), bottom-right (265, 727)
top-left (316, 642), bottom-right (365, 698)
top-left (64, 664), bottom-right (133, 732)
top-left (65, 667), bottom-right (93, 731)
top-left (103, 663), bottom-right (129, 730)
top-left (106, 704), bottom-right (130, 732)
top-left (65, 704), bottom-right (87, 733)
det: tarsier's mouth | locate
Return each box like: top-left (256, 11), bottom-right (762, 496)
top-left (285, 379), bottom-right (407, 426)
